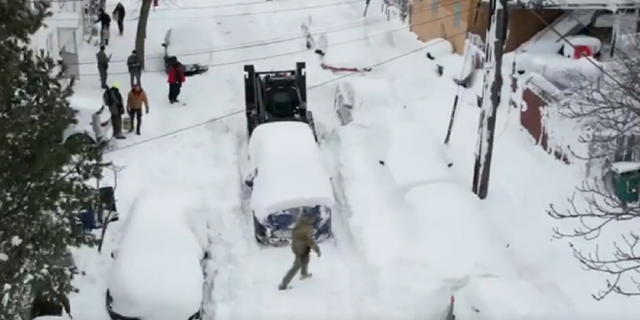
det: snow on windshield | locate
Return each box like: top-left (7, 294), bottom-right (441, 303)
top-left (248, 122), bottom-right (334, 220)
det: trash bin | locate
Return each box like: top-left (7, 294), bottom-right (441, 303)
top-left (609, 161), bottom-right (640, 203)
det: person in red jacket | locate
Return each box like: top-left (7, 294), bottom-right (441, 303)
top-left (167, 59), bottom-right (185, 104)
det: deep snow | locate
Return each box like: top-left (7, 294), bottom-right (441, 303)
top-left (62, 0), bottom-right (640, 319)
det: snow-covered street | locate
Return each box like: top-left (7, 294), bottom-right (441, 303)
top-left (64, 0), bottom-right (640, 319)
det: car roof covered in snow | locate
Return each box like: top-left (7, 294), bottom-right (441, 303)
top-left (164, 24), bottom-right (212, 65)
top-left (404, 182), bottom-right (517, 280)
top-left (453, 277), bottom-right (570, 319)
top-left (108, 190), bottom-right (203, 319)
top-left (368, 117), bottom-right (453, 194)
top-left (248, 122), bottom-right (335, 220)
top-left (33, 317), bottom-right (71, 320)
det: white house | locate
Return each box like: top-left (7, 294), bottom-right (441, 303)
top-left (30, 0), bottom-right (91, 79)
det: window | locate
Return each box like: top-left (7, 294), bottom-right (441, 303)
top-left (453, 0), bottom-right (462, 28)
top-left (432, 0), bottom-right (439, 16)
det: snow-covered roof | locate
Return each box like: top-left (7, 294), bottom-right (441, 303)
top-left (610, 161), bottom-right (640, 173)
top-left (108, 190), bottom-right (203, 319)
top-left (491, 0), bottom-right (640, 9)
top-left (249, 122), bottom-right (335, 220)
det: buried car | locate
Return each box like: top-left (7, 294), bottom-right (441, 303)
top-left (162, 24), bottom-right (211, 77)
top-left (63, 95), bottom-right (112, 145)
top-left (243, 122), bottom-right (334, 246)
top-left (105, 191), bottom-right (205, 320)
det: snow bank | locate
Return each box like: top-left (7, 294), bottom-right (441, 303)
top-left (33, 316), bottom-right (71, 320)
top-left (425, 38), bottom-right (453, 60)
top-left (436, 53), bottom-right (474, 82)
top-left (108, 189), bottom-right (203, 320)
top-left (367, 118), bottom-right (452, 194)
top-left (248, 122), bottom-right (335, 220)
top-left (405, 183), bottom-right (516, 280)
top-left (453, 277), bottom-right (569, 320)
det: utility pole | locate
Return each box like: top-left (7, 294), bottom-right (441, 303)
top-left (135, 0), bottom-right (153, 70)
top-left (471, 0), bottom-right (508, 199)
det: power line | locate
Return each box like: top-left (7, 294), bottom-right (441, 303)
top-left (77, 6), bottom-right (475, 76)
top-left (68, 0), bottom-right (463, 67)
top-left (105, 28), bottom-right (470, 152)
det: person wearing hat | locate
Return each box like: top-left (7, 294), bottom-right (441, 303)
top-left (126, 84), bottom-right (149, 135)
top-left (278, 208), bottom-right (322, 290)
top-left (126, 50), bottom-right (142, 87)
top-left (102, 81), bottom-right (126, 139)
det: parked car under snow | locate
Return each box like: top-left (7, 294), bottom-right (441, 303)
top-left (162, 24), bottom-right (211, 77)
top-left (243, 122), bottom-right (334, 246)
top-left (105, 191), bottom-right (205, 320)
top-left (63, 95), bottom-right (112, 145)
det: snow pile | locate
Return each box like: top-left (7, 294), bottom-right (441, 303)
top-left (436, 53), bottom-right (475, 82)
top-left (248, 122), bottom-right (335, 220)
top-left (405, 183), bottom-right (517, 281)
top-left (425, 38), bottom-right (453, 60)
top-left (453, 277), bottom-right (571, 320)
top-left (513, 53), bottom-right (602, 87)
top-left (33, 316), bottom-right (71, 320)
top-left (107, 189), bottom-right (204, 320)
top-left (367, 118), bottom-right (452, 194)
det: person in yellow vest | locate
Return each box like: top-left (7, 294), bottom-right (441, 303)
top-left (126, 84), bottom-right (149, 135)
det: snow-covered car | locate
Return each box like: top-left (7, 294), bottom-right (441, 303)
top-left (243, 122), bottom-right (334, 246)
top-left (451, 277), bottom-right (569, 320)
top-left (105, 191), bottom-right (205, 320)
top-left (63, 95), bottom-right (112, 145)
top-left (33, 316), bottom-right (71, 320)
top-left (162, 24), bottom-right (211, 77)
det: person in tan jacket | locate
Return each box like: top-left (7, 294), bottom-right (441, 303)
top-left (279, 210), bottom-right (321, 290)
top-left (126, 84), bottom-right (149, 135)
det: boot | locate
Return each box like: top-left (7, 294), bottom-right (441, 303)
top-left (278, 283), bottom-right (290, 290)
top-left (300, 273), bottom-right (313, 280)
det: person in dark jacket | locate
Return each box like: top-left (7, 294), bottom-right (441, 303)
top-left (112, 3), bottom-right (125, 36)
top-left (30, 290), bottom-right (72, 319)
top-left (278, 210), bottom-right (321, 290)
top-left (167, 59), bottom-right (186, 104)
top-left (126, 50), bottom-right (142, 87)
top-left (97, 8), bottom-right (111, 45)
top-left (103, 81), bottom-right (126, 139)
top-left (96, 45), bottom-right (111, 89)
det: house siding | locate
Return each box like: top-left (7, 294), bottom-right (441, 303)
top-left (411, 0), bottom-right (565, 53)
top-left (410, 0), bottom-right (474, 53)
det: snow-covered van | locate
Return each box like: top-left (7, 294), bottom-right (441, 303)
top-left (105, 191), bottom-right (205, 320)
top-left (243, 122), bottom-right (334, 246)
top-left (162, 24), bottom-right (210, 77)
top-left (63, 95), bottom-right (112, 144)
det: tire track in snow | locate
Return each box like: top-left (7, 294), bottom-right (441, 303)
top-left (316, 119), bottom-right (382, 319)
top-left (201, 118), bottom-right (257, 320)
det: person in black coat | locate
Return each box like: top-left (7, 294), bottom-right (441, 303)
top-left (112, 3), bottom-right (125, 35)
top-left (103, 83), bottom-right (126, 139)
top-left (97, 8), bottom-right (111, 45)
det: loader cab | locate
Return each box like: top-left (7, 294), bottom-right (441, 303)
top-left (263, 77), bottom-right (302, 119)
